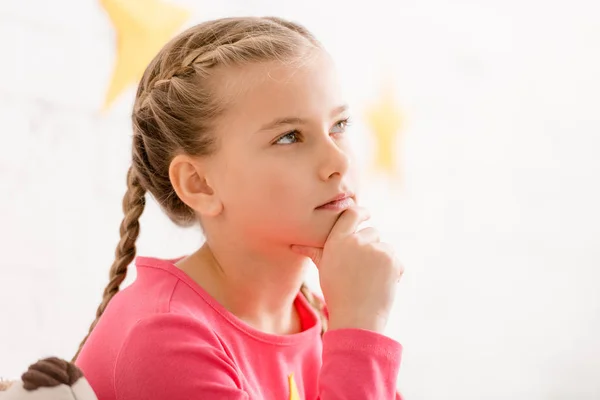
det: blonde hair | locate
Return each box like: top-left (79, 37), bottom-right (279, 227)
top-left (73, 16), bottom-right (328, 362)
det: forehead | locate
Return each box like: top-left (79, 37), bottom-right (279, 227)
top-left (213, 51), bottom-right (344, 123)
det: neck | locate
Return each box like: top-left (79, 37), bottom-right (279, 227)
top-left (177, 235), bottom-right (309, 335)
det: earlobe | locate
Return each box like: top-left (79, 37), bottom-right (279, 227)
top-left (169, 154), bottom-right (223, 217)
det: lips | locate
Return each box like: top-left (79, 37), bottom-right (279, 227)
top-left (317, 192), bottom-right (355, 209)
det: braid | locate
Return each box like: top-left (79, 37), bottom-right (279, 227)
top-left (300, 283), bottom-right (328, 336)
top-left (72, 166), bottom-right (146, 362)
top-left (138, 17), bottom-right (318, 100)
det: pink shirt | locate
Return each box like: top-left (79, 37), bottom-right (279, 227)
top-left (76, 256), bottom-right (403, 400)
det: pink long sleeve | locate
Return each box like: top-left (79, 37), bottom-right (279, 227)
top-left (113, 315), bottom-right (250, 400)
top-left (321, 329), bottom-right (403, 400)
top-left (112, 315), bottom-right (401, 400)
top-left (76, 256), bottom-right (403, 400)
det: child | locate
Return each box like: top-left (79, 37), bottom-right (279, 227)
top-left (74, 16), bottom-right (404, 400)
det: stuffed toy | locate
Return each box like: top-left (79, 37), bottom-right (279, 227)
top-left (0, 357), bottom-right (97, 400)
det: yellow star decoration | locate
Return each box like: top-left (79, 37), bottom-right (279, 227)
top-left (288, 373), bottom-right (301, 400)
top-left (365, 82), bottom-right (403, 177)
top-left (99, 0), bottom-right (190, 109)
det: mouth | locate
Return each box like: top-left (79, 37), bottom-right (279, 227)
top-left (316, 192), bottom-right (355, 210)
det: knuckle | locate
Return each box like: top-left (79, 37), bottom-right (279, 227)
top-left (369, 227), bottom-right (380, 239)
top-left (381, 251), bottom-right (395, 265)
top-left (360, 227), bottom-right (379, 243)
top-left (396, 261), bottom-right (405, 275)
top-left (347, 234), bottom-right (362, 247)
top-left (369, 244), bottom-right (393, 263)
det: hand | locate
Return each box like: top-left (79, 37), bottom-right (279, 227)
top-left (291, 207), bottom-right (404, 333)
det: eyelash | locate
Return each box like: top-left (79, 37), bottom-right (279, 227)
top-left (273, 118), bottom-right (352, 145)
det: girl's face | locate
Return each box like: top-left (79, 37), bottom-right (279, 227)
top-left (207, 50), bottom-right (359, 248)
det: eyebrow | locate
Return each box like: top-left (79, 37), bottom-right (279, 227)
top-left (257, 104), bottom-right (349, 132)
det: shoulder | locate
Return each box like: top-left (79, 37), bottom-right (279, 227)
top-left (114, 314), bottom-right (244, 398)
top-left (117, 313), bottom-right (226, 358)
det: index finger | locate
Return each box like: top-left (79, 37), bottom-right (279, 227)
top-left (327, 206), bottom-right (371, 240)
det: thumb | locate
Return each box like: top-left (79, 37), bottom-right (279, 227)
top-left (290, 245), bottom-right (323, 266)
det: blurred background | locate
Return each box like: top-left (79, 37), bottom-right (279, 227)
top-left (1, 0), bottom-right (599, 398)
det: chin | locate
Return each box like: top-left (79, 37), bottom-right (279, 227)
top-left (256, 214), bottom-right (337, 248)
top-left (289, 222), bottom-right (333, 248)
top-left (298, 236), bottom-right (328, 249)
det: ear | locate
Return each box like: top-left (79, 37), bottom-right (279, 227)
top-left (169, 154), bottom-right (223, 218)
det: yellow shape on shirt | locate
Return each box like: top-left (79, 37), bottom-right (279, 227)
top-left (288, 373), bottom-right (301, 400)
top-left (99, 0), bottom-right (190, 109)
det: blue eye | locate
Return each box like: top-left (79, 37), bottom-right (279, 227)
top-left (331, 118), bottom-right (351, 134)
top-left (275, 131), bottom-right (300, 145)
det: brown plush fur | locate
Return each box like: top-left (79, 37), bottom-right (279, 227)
top-left (21, 357), bottom-right (84, 390)
top-left (0, 357), bottom-right (85, 392)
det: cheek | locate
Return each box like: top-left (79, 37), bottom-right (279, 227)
top-left (225, 155), bottom-right (305, 205)
top-left (344, 145), bottom-right (361, 187)
top-left (252, 167), bottom-right (301, 204)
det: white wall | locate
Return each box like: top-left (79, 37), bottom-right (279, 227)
top-left (1, 0), bottom-right (599, 399)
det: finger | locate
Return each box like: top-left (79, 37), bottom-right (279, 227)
top-left (328, 207), bottom-right (371, 239)
top-left (354, 227), bottom-right (380, 243)
top-left (371, 242), bottom-right (404, 279)
top-left (290, 245), bottom-right (323, 266)
top-left (372, 241), bottom-right (396, 254)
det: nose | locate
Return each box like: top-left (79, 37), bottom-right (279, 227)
top-left (317, 135), bottom-right (351, 181)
